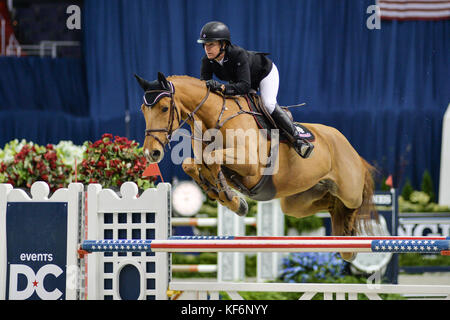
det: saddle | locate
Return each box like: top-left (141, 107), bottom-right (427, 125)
top-left (244, 93), bottom-right (315, 143)
top-left (221, 93), bottom-right (315, 202)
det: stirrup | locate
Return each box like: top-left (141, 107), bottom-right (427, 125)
top-left (295, 139), bottom-right (314, 159)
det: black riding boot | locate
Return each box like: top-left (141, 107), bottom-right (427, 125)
top-left (271, 104), bottom-right (314, 158)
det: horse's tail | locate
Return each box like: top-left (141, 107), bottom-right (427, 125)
top-left (355, 157), bottom-right (379, 236)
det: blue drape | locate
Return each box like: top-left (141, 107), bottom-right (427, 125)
top-left (83, 0), bottom-right (448, 116)
top-left (0, 57), bottom-right (88, 116)
top-left (0, 111), bottom-right (94, 145)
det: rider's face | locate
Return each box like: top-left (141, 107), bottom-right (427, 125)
top-left (204, 41), bottom-right (224, 60)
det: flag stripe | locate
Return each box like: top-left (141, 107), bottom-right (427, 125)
top-left (377, 0), bottom-right (450, 20)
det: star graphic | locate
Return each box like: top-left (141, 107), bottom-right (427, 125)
top-left (32, 280), bottom-right (38, 287)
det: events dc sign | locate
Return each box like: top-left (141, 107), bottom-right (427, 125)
top-left (6, 202), bottom-right (68, 300)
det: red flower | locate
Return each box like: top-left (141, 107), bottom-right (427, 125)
top-left (102, 133), bottom-right (113, 140)
top-left (92, 141), bottom-right (101, 148)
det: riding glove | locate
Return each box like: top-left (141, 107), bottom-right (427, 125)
top-left (205, 79), bottom-right (224, 93)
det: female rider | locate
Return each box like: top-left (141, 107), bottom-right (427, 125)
top-left (198, 21), bottom-right (313, 159)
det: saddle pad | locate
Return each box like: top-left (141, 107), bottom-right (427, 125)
top-left (294, 122), bottom-right (315, 141)
top-left (245, 94), bottom-right (315, 142)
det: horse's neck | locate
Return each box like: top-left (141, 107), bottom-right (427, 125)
top-left (172, 77), bottom-right (222, 129)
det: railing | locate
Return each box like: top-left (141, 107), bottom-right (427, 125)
top-left (1, 18), bottom-right (80, 58)
top-left (169, 282), bottom-right (450, 300)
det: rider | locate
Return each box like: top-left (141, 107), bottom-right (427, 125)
top-left (198, 21), bottom-right (313, 159)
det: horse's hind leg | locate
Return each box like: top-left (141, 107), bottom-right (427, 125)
top-left (329, 197), bottom-right (358, 261)
top-left (280, 180), bottom-right (333, 218)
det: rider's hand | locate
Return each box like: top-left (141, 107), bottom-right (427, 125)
top-left (205, 79), bottom-right (224, 93)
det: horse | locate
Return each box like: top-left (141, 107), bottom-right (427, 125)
top-left (135, 72), bottom-right (377, 261)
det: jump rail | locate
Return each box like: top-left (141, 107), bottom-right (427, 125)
top-left (80, 236), bottom-right (450, 255)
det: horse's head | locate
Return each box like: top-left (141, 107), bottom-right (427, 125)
top-left (135, 72), bottom-right (180, 163)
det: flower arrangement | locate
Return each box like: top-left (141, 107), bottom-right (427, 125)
top-left (278, 252), bottom-right (346, 283)
top-left (76, 133), bottom-right (154, 190)
top-left (0, 139), bottom-right (29, 164)
top-left (54, 140), bottom-right (86, 169)
top-left (0, 140), bottom-right (73, 191)
top-left (0, 135), bottom-right (155, 191)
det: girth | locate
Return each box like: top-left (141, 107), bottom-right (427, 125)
top-left (221, 138), bottom-right (279, 201)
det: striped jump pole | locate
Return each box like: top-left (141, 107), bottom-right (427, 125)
top-left (172, 217), bottom-right (256, 227)
top-left (80, 236), bottom-right (450, 255)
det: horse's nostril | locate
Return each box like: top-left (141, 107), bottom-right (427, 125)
top-left (151, 150), bottom-right (161, 158)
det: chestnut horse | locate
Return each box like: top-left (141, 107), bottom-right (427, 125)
top-left (136, 72), bottom-right (377, 261)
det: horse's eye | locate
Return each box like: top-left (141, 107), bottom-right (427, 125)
top-left (161, 106), bottom-right (169, 113)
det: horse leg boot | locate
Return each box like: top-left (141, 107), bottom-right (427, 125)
top-left (215, 169), bottom-right (248, 216)
top-left (271, 104), bottom-right (314, 159)
top-left (202, 149), bottom-right (249, 216)
top-left (204, 162), bottom-right (248, 216)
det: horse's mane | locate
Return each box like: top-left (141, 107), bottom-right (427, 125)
top-left (167, 75), bottom-right (203, 87)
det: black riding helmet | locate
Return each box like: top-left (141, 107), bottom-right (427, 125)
top-left (197, 21), bottom-right (231, 44)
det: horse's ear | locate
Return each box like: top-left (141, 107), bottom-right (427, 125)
top-left (157, 72), bottom-right (169, 89)
top-left (134, 74), bottom-right (152, 91)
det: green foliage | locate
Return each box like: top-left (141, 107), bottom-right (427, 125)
top-left (245, 254), bottom-right (257, 277)
top-left (399, 253), bottom-right (450, 267)
top-left (399, 191), bottom-right (450, 212)
top-left (401, 179), bottom-right (414, 201)
top-left (421, 170), bottom-right (435, 203)
top-left (380, 176), bottom-right (391, 191)
top-left (285, 215), bottom-right (323, 234)
top-left (399, 171), bottom-right (448, 212)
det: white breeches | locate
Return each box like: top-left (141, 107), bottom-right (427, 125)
top-left (259, 63), bottom-right (279, 114)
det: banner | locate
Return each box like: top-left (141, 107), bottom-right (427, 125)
top-left (6, 202), bottom-right (68, 300)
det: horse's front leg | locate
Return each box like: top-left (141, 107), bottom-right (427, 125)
top-left (203, 146), bottom-right (259, 216)
top-left (182, 157), bottom-right (247, 216)
top-left (182, 158), bottom-right (220, 202)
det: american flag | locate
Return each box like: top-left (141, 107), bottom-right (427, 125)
top-left (377, 0), bottom-right (450, 20)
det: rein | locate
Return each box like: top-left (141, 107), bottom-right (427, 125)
top-left (143, 81), bottom-right (262, 149)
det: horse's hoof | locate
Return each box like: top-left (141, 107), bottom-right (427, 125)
top-left (235, 198), bottom-right (248, 217)
top-left (341, 252), bottom-right (357, 262)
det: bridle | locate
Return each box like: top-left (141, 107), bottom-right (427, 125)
top-left (143, 81), bottom-right (211, 150)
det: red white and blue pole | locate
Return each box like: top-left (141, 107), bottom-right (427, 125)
top-left (80, 236), bottom-right (450, 255)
